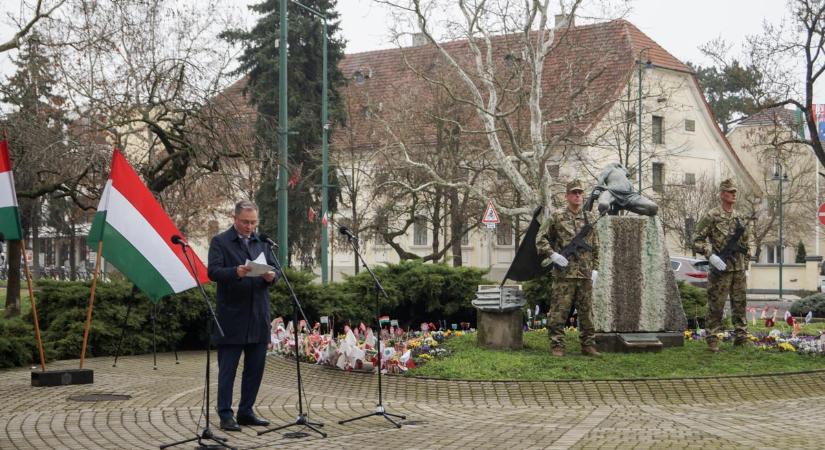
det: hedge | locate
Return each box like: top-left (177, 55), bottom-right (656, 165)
top-left (0, 261), bottom-right (490, 368)
top-left (790, 293), bottom-right (825, 318)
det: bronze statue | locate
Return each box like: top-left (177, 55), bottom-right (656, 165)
top-left (585, 162), bottom-right (658, 216)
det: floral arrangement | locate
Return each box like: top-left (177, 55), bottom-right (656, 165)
top-left (269, 317), bottom-right (469, 373)
top-left (684, 327), bottom-right (825, 355)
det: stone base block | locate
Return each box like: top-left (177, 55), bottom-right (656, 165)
top-left (595, 332), bottom-right (684, 353)
top-left (31, 369), bottom-right (94, 387)
top-left (477, 309), bottom-right (523, 350)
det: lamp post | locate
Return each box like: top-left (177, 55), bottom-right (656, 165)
top-left (637, 48), bottom-right (652, 194)
top-left (291, 0), bottom-right (330, 285)
top-left (277, 0), bottom-right (289, 265)
top-left (277, 0), bottom-right (330, 283)
top-left (772, 160), bottom-right (789, 301)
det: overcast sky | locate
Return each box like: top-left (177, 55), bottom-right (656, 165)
top-left (0, 0), bottom-right (805, 97)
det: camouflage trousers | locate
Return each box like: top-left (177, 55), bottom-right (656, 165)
top-left (548, 278), bottom-right (595, 348)
top-left (706, 270), bottom-right (747, 344)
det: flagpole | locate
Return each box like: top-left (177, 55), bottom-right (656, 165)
top-left (21, 240), bottom-right (46, 372)
top-left (80, 240), bottom-right (103, 369)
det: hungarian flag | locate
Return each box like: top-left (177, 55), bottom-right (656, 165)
top-left (87, 149), bottom-right (209, 301)
top-left (0, 139), bottom-right (23, 241)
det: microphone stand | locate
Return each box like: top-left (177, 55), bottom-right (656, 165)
top-left (161, 242), bottom-right (233, 450)
top-left (258, 240), bottom-right (326, 439)
top-left (338, 233), bottom-right (406, 428)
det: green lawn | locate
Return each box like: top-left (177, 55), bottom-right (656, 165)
top-left (408, 327), bottom-right (825, 381)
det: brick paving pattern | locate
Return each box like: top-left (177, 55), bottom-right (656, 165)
top-left (1, 352), bottom-right (824, 449)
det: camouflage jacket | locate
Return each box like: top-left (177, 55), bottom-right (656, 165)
top-left (692, 206), bottom-right (752, 271)
top-left (536, 208), bottom-right (600, 279)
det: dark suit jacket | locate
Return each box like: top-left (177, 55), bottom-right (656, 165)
top-left (208, 226), bottom-right (279, 346)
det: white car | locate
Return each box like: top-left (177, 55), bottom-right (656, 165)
top-left (670, 256), bottom-right (709, 288)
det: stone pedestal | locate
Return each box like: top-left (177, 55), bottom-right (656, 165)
top-left (592, 216), bottom-right (686, 351)
top-left (476, 309), bottom-right (523, 350)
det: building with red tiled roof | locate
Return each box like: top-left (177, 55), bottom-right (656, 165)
top-left (219, 18), bottom-right (761, 279)
top-left (727, 106), bottom-right (822, 292)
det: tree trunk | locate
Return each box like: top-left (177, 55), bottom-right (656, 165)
top-left (30, 200), bottom-right (40, 277)
top-left (432, 188), bottom-right (441, 262)
top-left (450, 188), bottom-right (463, 267)
top-left (4, 242), bottom-right (21, 318)
top-left (351, 186), bottom-right (359, 275)
top-left (69, 220), bottom-right (77, 280)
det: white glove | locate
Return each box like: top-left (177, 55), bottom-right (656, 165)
top-left (709, 254), bottom-right (727, 271)
top-left (591, 270), bottom-right (598, 284)
top-left (745, 270), bottom-right (750, 279)
top-left (550, 252), bottom-right (568, 268)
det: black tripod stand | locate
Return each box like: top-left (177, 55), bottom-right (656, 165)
top-left (258, 235), bottom-right (326, 439)
top-left (160, 239), bottom-right (233, 450)
top-left (338, 229), bottom-right (406, 428)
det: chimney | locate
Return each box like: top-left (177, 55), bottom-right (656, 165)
top-left (554, 14), bottom-right (575, 28)
top-left (411, 32), bottom-right (429, 47)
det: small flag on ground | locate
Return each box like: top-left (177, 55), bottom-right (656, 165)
top-left (87, 149), bottom-right (209, 301)
top-left (0, 140), bottom-right (23, 241)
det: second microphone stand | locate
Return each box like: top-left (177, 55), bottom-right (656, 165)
top-left (338, 233), bottom-right (406, 428)
top-left (160, 242), bottom-right (233, 450)
top-left (258, 241), bottom-right (326, 439)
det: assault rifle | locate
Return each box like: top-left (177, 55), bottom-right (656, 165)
top-left (543, 213), bottom-right (605, 272)
top-left (716, 218), bottom-right (748, 266)
top-left (700, 218), bottom-right (748, 273)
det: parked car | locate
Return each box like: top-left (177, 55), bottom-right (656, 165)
top-left (670, 256), bottom-right (709, 288)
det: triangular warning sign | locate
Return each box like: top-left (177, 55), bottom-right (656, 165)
top-left (481, 200), bottom-right (500, 224)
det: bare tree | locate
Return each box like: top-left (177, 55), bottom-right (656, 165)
top-left (375, 0), bottom-right (626, 220)
top-left (745, 0), bottom-right (825, 169)
top-left (0, 0), bottom-right (64, 54)
top-left (43, 0), bottom-right (262, 206)
top-left (737, 116), bottom-right (816, 260)
top-left (657, 174), bottom-right (718, 254)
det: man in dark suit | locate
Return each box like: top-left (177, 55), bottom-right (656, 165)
top-left (208, 200), bottom-right (279, 431)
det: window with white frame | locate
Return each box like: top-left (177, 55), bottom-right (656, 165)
top-left (652, 115), bottom-right (664, 144)
top-left (413, 216), bottom-right (428, 246)
top-left (652, 162), bottom-right (665, 192)
top-left (496, 217), bottom-right (513, 246)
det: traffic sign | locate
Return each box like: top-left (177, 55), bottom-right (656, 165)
top-left (819, 202), bottom-right (825, 226)
top-left (481, 200), bottom-right (500, 224)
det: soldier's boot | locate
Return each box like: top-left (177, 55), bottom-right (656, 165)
top-left (551, 347), bottom-right (564, 357)
top-left (581, 345), bottom-right (601, 357)
top-left (707, 340), bottom-right (720, 353)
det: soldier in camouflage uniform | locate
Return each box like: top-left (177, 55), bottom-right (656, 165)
top-left (536, 179), bottom-right (601, 357)
top-left (692, 178), bottom-right (752, 352)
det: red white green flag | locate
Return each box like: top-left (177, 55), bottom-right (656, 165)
top-left (87, 149), bottom-right (209, 301)
top-left (0, 139), bottom-right (23, 241)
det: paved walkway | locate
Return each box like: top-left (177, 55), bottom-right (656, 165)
top-left (1, 352), bottom-right (825, 449)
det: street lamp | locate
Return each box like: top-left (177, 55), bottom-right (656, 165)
top-left (277, 0), bottom-right (289, 266)
top-left (637, 48), bottom-right (652, 194)
top-left (277, 0), bottom-right (331, 284)
top-left (772, 160), bottom-right (789, 301)
top-left (291, 0), bottom-right (330, 285)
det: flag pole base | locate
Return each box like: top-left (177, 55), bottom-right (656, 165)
top-left (31, 369), bottom-right (94, 387)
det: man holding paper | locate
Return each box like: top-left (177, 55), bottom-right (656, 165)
top-left (208, 200), bottom-right (279, 431)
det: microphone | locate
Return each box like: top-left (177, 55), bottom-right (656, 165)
top-left (338, 226), bottom-right (357, 240)
top-left (258, 233), bottom-right (279, 249)
top-left (170, 235), bottom-right (189, 247)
